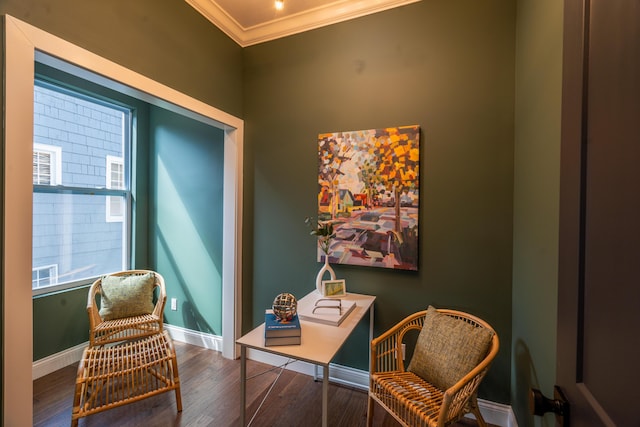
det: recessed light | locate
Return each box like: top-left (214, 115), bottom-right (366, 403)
top-left (275, 0), bottom-right (284, 11)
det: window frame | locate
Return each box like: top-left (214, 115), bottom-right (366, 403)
top-left (32, 79), bottom-right (133, 296)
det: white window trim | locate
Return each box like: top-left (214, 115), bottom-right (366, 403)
top-left (33, 143), bottom-right (62, 185)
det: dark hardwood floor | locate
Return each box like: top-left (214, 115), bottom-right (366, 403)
top-left (34, 341), bottom-right (492, 427)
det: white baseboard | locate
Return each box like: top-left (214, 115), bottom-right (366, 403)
top-left (32, 341), bottom-right (88, 380)
top-left (470, 398), bottom-right (518, 427)
top-left (163, 324), bottom-right (223, 352)
top-left (245, 349), bottom-right (517, 427)
top-left (31, 328), bottom-right (517, 427)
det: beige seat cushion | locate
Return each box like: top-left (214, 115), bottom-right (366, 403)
top-left (407, 306), bottom-right (493, 391)
top-left (99, 272), bottom-right (155, 320)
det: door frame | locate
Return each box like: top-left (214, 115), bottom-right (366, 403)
top-left (2, 14), bottom-right (243, 426)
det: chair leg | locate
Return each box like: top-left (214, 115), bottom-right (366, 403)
top-left (166, 333), bottom-right (183, 412)
top-left (71, 347), bottom-right (88, 427)
top-left (469, 395), bottom-right (487, 427)
top-left (366, 393), bottom-right (374, 427)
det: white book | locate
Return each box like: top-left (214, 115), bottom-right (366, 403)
top-left (297, 294), bottom-right (357, 326)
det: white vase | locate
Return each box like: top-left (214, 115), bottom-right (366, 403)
top-left (315, 254), bottom-right (336, 294)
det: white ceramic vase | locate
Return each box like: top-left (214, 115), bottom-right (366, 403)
top-left (315, 254), bottom-right (336, 294)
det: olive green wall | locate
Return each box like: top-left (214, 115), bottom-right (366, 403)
top-left (512, 0), bottom-right (563, 425)
top-left (243, 0), bottom-right (515, 403)
top-left (0, 0), bottom-right (243, 118)
top-left (149, 106), bottom-right (225, 335)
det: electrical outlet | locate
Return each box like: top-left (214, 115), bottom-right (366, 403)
top-left (171, 298), bottom-right (177, 311)
top-left (401, 343), bottom-right (406, 360)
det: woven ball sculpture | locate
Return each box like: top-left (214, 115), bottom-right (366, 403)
top-left (272, 293), bottom-right (297, 321)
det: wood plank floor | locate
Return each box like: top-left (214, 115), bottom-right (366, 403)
top-left (34, 340), bottom-right (492, 427)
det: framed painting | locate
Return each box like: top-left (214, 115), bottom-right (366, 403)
top-left (317, 125), bottom-right (419, 271)
top-left (321, 279), bottom-right (347, 298)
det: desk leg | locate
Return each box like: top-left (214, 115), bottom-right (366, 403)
top-left (322, 364), bottom-right (328, 427)
top-left (368, 304), bottom-right (375, 375)
top-left (240, 345), bottom-right (247, 427)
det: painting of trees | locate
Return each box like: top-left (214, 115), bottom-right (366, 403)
top-left (316, 125), bottom-right (420, 271)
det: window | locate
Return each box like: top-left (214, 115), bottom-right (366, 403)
top-left (106, 155), bottom-right (125, 222)
top-left (32, 80), bottom-right (132, 295)
top-left (32, 264), bottom-right (59, 289)
top-left (33, 143), bottom-right (62, 185)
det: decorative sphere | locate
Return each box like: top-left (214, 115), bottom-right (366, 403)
top-left (272, 293), bottom-right (298, 321)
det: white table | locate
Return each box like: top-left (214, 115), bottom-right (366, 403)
top-left (236, 291), bottom-right (376, 427)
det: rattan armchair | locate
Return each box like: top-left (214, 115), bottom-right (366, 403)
top-left (367, 308), bottom-right (499, 427)
top-left (87, 269), bottom-right (166, 346)
top-left (72, 270), bottom-right (182, 426)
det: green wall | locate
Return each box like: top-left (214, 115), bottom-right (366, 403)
top-left (149, 106), bottom-right (224, 335)
top-left (243, 0), bottom-right (515, 403)
top-left (0, 0), bottom-right (243, 118)
top-left (512, 0), bottom-right (563, 425)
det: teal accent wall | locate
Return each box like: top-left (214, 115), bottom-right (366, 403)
top-left (243, 0), bottom-right (516, 403)
top-left (31, 99), bottom-right (226, 358)
top-left (512, 0), bottom-right (563, 425)
top-left (149, 107), bottom-right (224, 335)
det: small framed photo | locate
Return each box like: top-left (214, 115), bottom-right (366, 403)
top-left (321, 279), bottom-right (347, 298)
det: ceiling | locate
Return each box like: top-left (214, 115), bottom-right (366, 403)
top-left (185, 0), bottom-right (421, 47)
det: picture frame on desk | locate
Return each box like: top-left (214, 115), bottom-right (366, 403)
top-left (321, 279), bottom-right (346, 298)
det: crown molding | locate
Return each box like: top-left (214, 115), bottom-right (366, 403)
top-left (186, 0), bottom-right (421, 47)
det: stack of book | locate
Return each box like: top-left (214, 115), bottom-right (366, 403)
top-left (297, 295), bottom-right (357, 326)
top-left (264, 310), bottom-right (301, 346)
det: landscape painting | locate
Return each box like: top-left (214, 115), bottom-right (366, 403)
top-left (317, 125), bottom-right (420, 271)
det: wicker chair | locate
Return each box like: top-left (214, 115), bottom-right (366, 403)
top-left (367, 308), bottom-right (499, 427)
top-left (87, 269), bottom-right (167, 346)
top-left (71, 270), bottom-right (182, 426)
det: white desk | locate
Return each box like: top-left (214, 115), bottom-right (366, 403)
top-left (237, 291), bottom-right (376, 427)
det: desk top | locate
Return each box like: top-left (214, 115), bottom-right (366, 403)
top-left (236, 291), bottom-right (376, 366)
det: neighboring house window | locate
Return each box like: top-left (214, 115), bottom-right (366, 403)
top-left (32, 80), bottom-right (132, 295)
top-left (32, 264), bottom-right (59, 289)
top-left (106, 155), bottom-right (125, 222)
top-left (33, 143), bottom-right (62, 185)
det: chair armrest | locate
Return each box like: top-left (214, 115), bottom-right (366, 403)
top-left (86, 279), bottom-right (104, 346)
top-left (370, 310), bottom-right (427, 374)
top-left (439, 332), bottom-right (500, 422)
top-left (152, 273), bottom-right (167, 322)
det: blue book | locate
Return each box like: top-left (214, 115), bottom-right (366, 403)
top-left (264, 311), bottom-right (301, 338)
